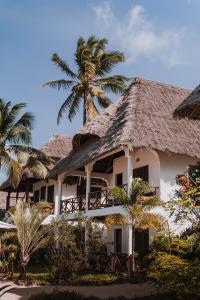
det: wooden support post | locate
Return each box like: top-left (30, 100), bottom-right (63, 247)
top-left (6, 191), bottom-right (11, 211)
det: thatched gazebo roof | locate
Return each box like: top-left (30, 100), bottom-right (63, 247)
top-left (174, 83), bottom-right (200, 119)
top-left (50, 77), bottom-right (200, 178)
top-left (0, 134), bottom-right (72, 192)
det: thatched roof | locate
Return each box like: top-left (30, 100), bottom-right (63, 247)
top-left (50, 77), bottom-right (200, 178)
top-left (174, 83), bottom-right (200, 119)
top-left (40, 134), bottom-right (72, 158)
top-left (0, 134), bottom-right (72, 191)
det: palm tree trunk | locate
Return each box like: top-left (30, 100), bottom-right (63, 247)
top-left (132, 224), bottom-right (135, 272)
top-left (83, 91), bottom-right (88, 125)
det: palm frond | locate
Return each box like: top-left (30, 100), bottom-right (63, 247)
top-left (6, 127), bottom-right (32, 145)
top-left (14, 112), bottom-right (34, 130)
top-left (94, 38), bottom-right (108, 56)
top-left (52, 53), bottom-right (77, 79)
top-left (25, 156), bottom-right (49, 179)
top-left (96, 51), bottom-right (125, 76)
top-left (9, 200), bottom-right (54, 267)
top-left (96, 95), bottom-right (111, 108)
top-left (1, 153), bottom-right (22, 188)
top-left (96, 75), bottom-right (129, 94)
top-left (68, 94), bottom-right (82, 122)
top-left (42, 79), bottom-right (76, 90)
top-left (57, 92), bottom-right (79, 124)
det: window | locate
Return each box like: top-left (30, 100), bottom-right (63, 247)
top-left (47, 185), bottom-right (54, 203)
top-left (133, 165), bottom-right (149, 182)
top-left (115, 173), bottom-right (123, 186)
top-left (114, 229), bottom-right (122, 253)
top-left (40, 186), bottom-right (46, 201)
top-left (34, 190), bottom-right (40, 203)
top-left (135, 229), bottom-right (149, 253)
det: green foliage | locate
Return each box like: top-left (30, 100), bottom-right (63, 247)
top-left (169, 162), bottom-right (200, 227)
top-left (128, 178), bottom-right (163, 231)
top-left (0, 99), bottom-right (53, 188)
top-left (42, 35), bottom-right (129, 124)
top-left (0, 230), bottom-right (18, 274)
top-left (10, 200), bottom-right (54, 278)
top-left (86, 219), bottom-right (109, 272)
top-left (151, 230), bottom-right (194, 258)
top-left (130, 178), bottom-right (150, 202)
top-left (148, 252), bottom-right (200, 299)
top-left (48, 218), bottom-right (85, 282)
top-left (108, 186), bottom-right (128, 204)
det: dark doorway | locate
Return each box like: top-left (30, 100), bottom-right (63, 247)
top-left (115, 173), bottom-right (123, 186)
top-left (135, 229), bottom-right (149, 253)
top-left (40, 186), bottom-right (46, 201)
top-left (34, 190), bottom-right (40, 203)
top-left (133, 165), bottom-right (149, 182)
top-left (114, 229), bottom-right (122, 253)
top-left (47, 185), bottom-right (54, 203)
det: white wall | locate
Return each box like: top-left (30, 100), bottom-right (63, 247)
top-left (32, 180), bottom-right (77, 202)
top-left (112, 156), bottom-right (127, 186)
top-left (112, 149), bottom-right (160, 188)
top-left (159, 151), bottom-right (197, 201)
top-left (132, 149), bottom-right (160, 187)
top-left (105, 225), bottom-right (130, 254)
top-left (157, 151), bottom-right (198, 232)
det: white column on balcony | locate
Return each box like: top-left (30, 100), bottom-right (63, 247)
top-left (54, 174), bottom-right (63, 216)
top-left (127, 223), bottom-right (133, 255)
top-left (85, 163), bottom-right (94, 212)
top-left (125, 148), bottom-right (134, 198)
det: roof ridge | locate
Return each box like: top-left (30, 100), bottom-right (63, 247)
top-left (132, 76), bottom-right (191, 91)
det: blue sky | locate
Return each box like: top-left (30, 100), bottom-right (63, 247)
top-left (0, 0), bottom-right (200, 148)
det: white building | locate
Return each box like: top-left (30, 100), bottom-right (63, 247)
top-left (2, 77), bottom-right (200, 262)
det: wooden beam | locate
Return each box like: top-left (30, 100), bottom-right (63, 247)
top-left (64, 170), bottom-right (110, 183)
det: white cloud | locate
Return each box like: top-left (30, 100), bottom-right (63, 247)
top-left (93, 3), bottom-right (185, 67)
top-left (93, 2), bottom-right (113, 27)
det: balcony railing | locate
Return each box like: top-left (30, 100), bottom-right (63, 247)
top-left (60, 185), bottom-right (159, 214)
top-left (88, 184), bottom-right (128, 210)
top-left (60, 195), bottom-right (86, 214)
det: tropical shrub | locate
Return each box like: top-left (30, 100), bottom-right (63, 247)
top-left (0, 230), bottom-right (18, 275)
top-left (148, 252), bottom-right (200, 299)
top-left (108, 186), bottom-right (128, 205)
top-left (48, 218), bottom-right (85, 282)
top-left (86, 219), bottom-right (109, 272)
top-left (10, 200), bottom-right (54, 279)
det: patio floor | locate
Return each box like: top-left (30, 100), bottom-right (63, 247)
top-left (1, 283), bottom-right (157, 300)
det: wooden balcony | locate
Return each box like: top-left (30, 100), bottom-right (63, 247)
top-left (88, 184), bottom-right (128, 210)
top-left (60, 185), bottom-right (159, 215)
top-left (60, 195), bottom-right (86, 214)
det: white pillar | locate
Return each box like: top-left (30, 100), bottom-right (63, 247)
top-left (85, 163), bottom-right (93, 211)
top-left (125, 149), bottom-right (134, 198)
top-left (127, 223), bottom-right (133, 255)
top-left (54, 174), bottom-right (63, 216)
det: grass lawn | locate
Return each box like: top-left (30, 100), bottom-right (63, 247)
top-left (12, 266), bottom-right (128, 285)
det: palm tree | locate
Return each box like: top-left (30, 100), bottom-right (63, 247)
top-left (9, 200), bottom-right (54, 278)
top-left (42, 35), bottom-right (129, 124)
top-left (128, 178), bottom-right (163, 271)
top-left (0, 99), bottom-right (53, 188)
top-left (106, 178), bottom-right (163, 273)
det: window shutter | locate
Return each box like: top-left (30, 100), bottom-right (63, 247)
top-left (133, 165), bottom-right (149, 182)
